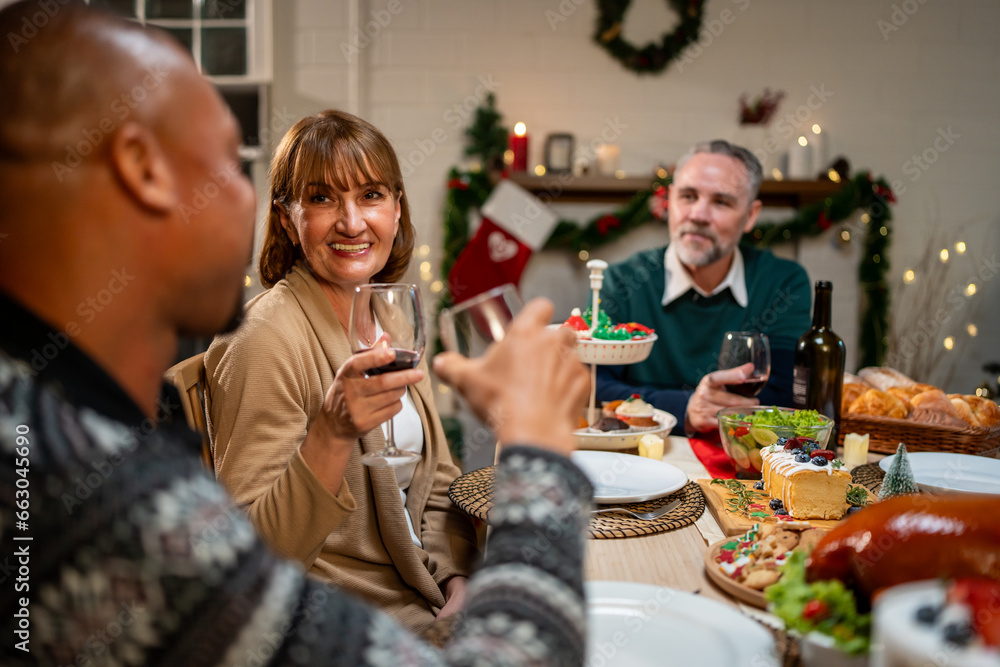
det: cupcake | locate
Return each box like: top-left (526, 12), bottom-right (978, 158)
top-left (591, 417), bottom-right (630, 433)
top-left (615, 394), bottom-right (657, 428)
top-left (601, 399), bottom-right (624, 419)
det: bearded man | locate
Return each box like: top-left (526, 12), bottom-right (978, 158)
top-left (596, 140), bottom-right (811, 436)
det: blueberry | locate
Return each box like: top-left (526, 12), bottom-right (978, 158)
top-left (811, 456), bottom-right (828, 467)
top-left (845, 506), bottom-right (864, 517)
top-left (943, 622), bottom-right (974, 647)
top-left (774, 508), bottom-right (788, 516)
top-left (795, 453), bottom-right (811, 463)
top-left (790, 448), bottom-right (803, 456)
top-left (776, 437), bottom-right (788, 447)
top-left (915, 604), bottom-right (941, 625)
top-left (769, 498), bottom-right (783, 510)
top-left (753, 481), bottom-right (764, 490)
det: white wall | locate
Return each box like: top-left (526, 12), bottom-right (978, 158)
top-left (270, 0), bottom-right (1000, 396)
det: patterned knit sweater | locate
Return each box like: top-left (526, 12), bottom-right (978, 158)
top-left (0, 350), bottom-right (592, 666)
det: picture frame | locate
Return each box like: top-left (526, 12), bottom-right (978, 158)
top-left (544, 133), bottom-right (574, 173)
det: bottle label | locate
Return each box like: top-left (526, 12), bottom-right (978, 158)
top-left (792, 365), bottom-right (809, 408)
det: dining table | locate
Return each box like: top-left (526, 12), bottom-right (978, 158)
top-left (582, 435), bottom-right (885, 628)
top-left (584, 435), bottom-right (730, 597)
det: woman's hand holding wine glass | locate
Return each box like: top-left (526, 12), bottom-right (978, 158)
top-left (346, 283), bottom-right (426, 467)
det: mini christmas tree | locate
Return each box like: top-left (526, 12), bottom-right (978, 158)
top-left (879, 443), bottom-right (919, 500)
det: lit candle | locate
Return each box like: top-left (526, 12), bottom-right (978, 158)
top-left (595, 143), bottom-right (620, 176)
top-left (842, 432), bottom-right (869, 468)
top-left (788, 136), bottom-right (812, 179)
top-left (509, 122), bottom-right (528, 172)
top-left (810, 124), bottom-right (827, 174)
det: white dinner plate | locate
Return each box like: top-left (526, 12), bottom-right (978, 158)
top-left (586, 581), bottom-right (778, 667)
top-left (878, 451), bottom-right (1000, 495)
top-left (574, 408), bottom-right (677, 452)
top-left (570, 450), bottom-right (687, 504)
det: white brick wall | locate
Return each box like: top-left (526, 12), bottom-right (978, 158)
top-left (270, 0), bottom-right (1000, 403)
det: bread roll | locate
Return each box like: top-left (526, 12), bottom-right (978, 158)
top-left (848, 389), bottom-right (909, 419)
top-left (947, 394), bottom-right (980, 427)
top-left (886, 383), bottom-right (937, 405)
top-left (857, 367), bottom-right (916, 392)
top-left (910, 388), bottom-right (963, 421)
top-left (842, 382), bottom-right (869, 414)
top-left (843, 372), bottom-right (869, 387)
top-left (965, 395), bottom-right (1000, 427)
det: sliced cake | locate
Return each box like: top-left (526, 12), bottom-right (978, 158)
top-left (761, 444), bottom-right (851, 520)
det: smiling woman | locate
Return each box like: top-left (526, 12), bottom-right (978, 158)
top-left (204, 110), bottom-right (479, 633)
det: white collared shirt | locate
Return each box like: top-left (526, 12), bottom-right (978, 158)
top-left (662, 243), bottom-right (749, 308)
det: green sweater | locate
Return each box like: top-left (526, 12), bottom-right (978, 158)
top-left (595, 244), bottom-right (812, 432)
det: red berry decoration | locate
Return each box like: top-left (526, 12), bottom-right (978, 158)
top-left (812, 449), bottom-right (835, 461)
top-left (802, 599), bottom-right (830, 620)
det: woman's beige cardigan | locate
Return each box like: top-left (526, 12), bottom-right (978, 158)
top-left (204, 263), bottom-right (479, 632)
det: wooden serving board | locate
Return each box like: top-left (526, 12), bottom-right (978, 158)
top-left (697, 479), bottom-right (876, 536)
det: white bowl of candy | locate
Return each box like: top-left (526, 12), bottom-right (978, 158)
top-left (558, 308), bottom-right (657, 366)
top-left (575, 334), bottom-right (658, 365)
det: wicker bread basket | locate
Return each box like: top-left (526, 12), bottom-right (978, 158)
top-left (839, 415), bottom-right (1000, 457)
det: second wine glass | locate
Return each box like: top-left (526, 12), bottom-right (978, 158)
top-left (438, 284), bottom-right (523, 357)
top-left (349, 283), bottom-right (425, 467)
top-left (718, 331), bottom-right (770, 397)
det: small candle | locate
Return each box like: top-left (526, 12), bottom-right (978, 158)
top-left (509, 122), bottom-right (528, 172)
top-left (842, 432), bottom-right (870, 468)
top-left (595, 143), bottom-right (620, 176)
top-left (788, 136), bottom-right (812, 179)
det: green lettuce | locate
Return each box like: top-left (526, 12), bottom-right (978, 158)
top-left (765, 551), bottom-right (871, 655)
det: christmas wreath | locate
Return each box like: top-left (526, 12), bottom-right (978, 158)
top-left (594, 0), bottom-right (706, 75)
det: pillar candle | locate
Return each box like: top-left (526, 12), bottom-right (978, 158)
top-left (595, 143), bottom-right (620, 176)
top-left (788, 136), bottom-right (813, 179)
top-left (509, 122), bottom-right (528, 172)
top-left (810, 125), bottom-right (827, 175)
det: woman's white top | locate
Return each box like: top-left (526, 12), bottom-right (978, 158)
top-left (366, 319), bottom-right (425, 547)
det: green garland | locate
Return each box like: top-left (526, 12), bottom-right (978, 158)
top-left (437, 96), bottom-right (895, 366)
top-left (439, 169), bottom-right (894, 367)
top-left (594, 0), bottom-right (706, 75)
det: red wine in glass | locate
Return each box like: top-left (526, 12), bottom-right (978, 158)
top-left (349, 283), bottom-right (426, 467)
top-left (364, 348), bottom-right (421, 376)
top-left (723, 375), bottom-right (769, 397)
top-left (718, 332), bottom-right (770, 397)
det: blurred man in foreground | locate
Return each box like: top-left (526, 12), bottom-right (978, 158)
top-left (0, 3), bottom-right (590, 665)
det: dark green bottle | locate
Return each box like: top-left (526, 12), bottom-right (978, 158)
top-left (792, 281), bottom-right (846, 445)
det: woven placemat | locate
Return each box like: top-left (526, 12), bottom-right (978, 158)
top-left (449, 466), bottom-right (706, 539)
top-left (851, 463), bottom-right (885, 494)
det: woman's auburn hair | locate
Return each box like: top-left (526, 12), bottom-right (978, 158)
top-left (258, 109), bottom-right (415, 288)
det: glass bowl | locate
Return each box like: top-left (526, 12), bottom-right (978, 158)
top-left (716, 406), bottom-right (833, 479)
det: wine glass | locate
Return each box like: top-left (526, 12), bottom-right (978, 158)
top-left (349, 283), bottom-right (425, 467)
top-left (439, 285), bottom-right (523, 468)
top-left (718, 331), bottom-right (770, 397)
top-left (438, 284), bottom-right (523, 357)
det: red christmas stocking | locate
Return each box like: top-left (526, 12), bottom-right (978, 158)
top-left (448, 218), bottom-right (531, 303)
top-left (446, 180), bottom-right (558, 304)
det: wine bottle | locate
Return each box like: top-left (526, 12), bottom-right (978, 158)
top-left (792, 281), bottom-right (846, 444)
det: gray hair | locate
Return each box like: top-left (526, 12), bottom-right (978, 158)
top-left (675, 139), bottom-right (763, 202)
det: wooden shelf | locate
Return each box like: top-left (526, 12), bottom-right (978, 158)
top-left (506, 173), bottom-right (842, 209)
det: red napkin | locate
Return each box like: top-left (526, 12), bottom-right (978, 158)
top-left (689, 437), bottom-right (737, 479)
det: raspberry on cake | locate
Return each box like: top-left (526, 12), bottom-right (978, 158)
top-left (761, 444), bottom-right (851, 520)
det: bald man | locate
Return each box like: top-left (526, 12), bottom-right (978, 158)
top-left (0, 3), bottom-right (590, 666)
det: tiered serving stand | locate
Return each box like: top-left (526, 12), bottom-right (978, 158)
top-left (573, 260), bottom-right (676, 450)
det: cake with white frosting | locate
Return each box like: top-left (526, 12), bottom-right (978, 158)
top-left (761, 444), bottom-right (851, 520)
